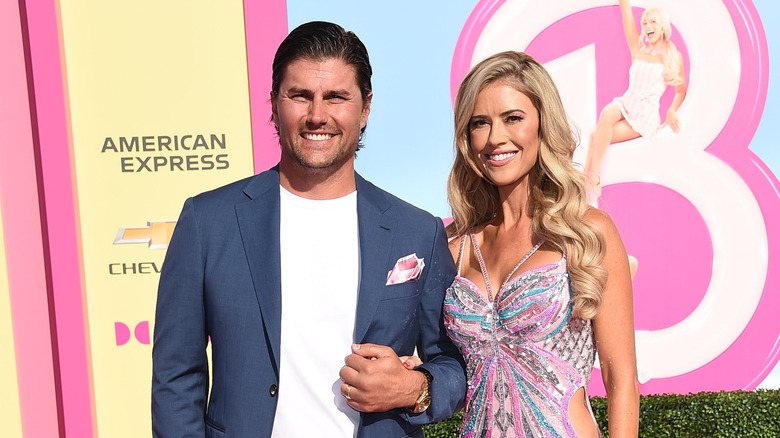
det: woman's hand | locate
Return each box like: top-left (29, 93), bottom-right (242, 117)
top-left (664, 108), bottom-right (681, 133)
top-left (398, 355), bottom-right (423, 369)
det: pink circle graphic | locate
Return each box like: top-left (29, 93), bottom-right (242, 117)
top-left (114, 322), bottom-right (131, 346)
top-left (601, 183), bottom-right (712, 331)
top-left (134, 321), bottom-right (151, 345)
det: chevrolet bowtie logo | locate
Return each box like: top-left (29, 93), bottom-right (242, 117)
top-left (114, 221), bottom-right (177, 249)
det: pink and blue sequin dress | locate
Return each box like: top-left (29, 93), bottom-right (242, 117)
top-left (444, 232), bottom-right (598, 437)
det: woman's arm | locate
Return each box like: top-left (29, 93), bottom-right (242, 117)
top-left (587, 208), bottom-right (640, 437)
top-left (618, 0), bottom-right (640, 56)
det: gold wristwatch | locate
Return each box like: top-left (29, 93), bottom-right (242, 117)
top-left (410, 368), bottom-right (433, 413)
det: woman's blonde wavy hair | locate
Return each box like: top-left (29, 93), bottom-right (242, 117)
top-left (447, 51), bottom-right (607, 319)
top-left (640, 7), bottom-right (684, 85)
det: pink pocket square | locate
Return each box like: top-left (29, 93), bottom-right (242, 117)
top-left (386, 253), bottom-right (425, 285)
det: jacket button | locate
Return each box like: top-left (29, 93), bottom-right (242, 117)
top-left (269, 384), bottom-right (278, 397)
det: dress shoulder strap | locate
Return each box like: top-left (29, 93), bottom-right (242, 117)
top-left (456, 233), bottom-right (468, 276)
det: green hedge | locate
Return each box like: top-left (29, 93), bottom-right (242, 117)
top-left (423, 389), bottom-right (780, 437)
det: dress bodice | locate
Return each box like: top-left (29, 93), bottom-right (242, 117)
top-left (444, 233), bottom-right (597, 437)
top-left (624, 60), bottom-right (666, 104)
top-left (613, 59), bottom-right (667, 138)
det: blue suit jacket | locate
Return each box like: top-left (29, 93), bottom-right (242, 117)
top-left (152, 167), bottom-right (466, 437)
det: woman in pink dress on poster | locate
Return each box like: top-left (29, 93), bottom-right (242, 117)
top-left (583, 0), bottom-right (687, 196)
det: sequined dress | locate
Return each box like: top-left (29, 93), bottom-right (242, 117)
top-left (444, 232), bottom-right (598, 437)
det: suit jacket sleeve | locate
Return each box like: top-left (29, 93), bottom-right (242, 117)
top-left (401, 218), bottom-right (467, 425)
top-left (151, 198), bottom-right (209, 437)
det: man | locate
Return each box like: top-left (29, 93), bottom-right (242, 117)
top-left (151, 21), bottom-right (466, 437)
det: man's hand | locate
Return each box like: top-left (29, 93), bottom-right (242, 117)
top-left (339, 343), bottom-right (426, 412)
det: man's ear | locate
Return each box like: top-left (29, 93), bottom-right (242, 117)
top-left (361, 92), bottom-right (373, 129)
top-left (270, 92), bottom-right (279, 132)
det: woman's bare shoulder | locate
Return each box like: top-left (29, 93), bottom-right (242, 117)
top-left (583, 207), bottom-right (622, 242)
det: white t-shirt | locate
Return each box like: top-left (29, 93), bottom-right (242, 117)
top-left (272, 186), bottom-right (360, 437)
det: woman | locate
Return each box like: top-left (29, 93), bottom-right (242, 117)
top-left (583, 0), bottom-right (686, 192)
top-left (407, 51), bottom-right (639, 437)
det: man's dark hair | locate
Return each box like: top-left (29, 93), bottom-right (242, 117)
top-left (271, 21), bottom-right (373, 148)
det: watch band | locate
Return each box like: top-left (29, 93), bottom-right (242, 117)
top-left (410, 368), bottom-right (433, 413)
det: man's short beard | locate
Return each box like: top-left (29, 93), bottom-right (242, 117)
top-left (285, 146), bottom-right (356, 172)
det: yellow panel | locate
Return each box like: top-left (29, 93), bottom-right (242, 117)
top-left (58, 0), bottom-right (254, 435)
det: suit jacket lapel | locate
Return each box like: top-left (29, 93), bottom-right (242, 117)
top-left (233, 170), bottom-right (394, 363)
top-left (235, 168), bottom-right (282, 373)
top-left (354, 173), bottom-right (395, 342)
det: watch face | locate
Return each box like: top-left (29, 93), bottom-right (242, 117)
top-left (413, 368), bottom-right (433, 412)
top-left (416, 396), bottom-right (431, 413)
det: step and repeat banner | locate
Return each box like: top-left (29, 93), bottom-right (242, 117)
top-left (2, 0), bottom-right (779, 436)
